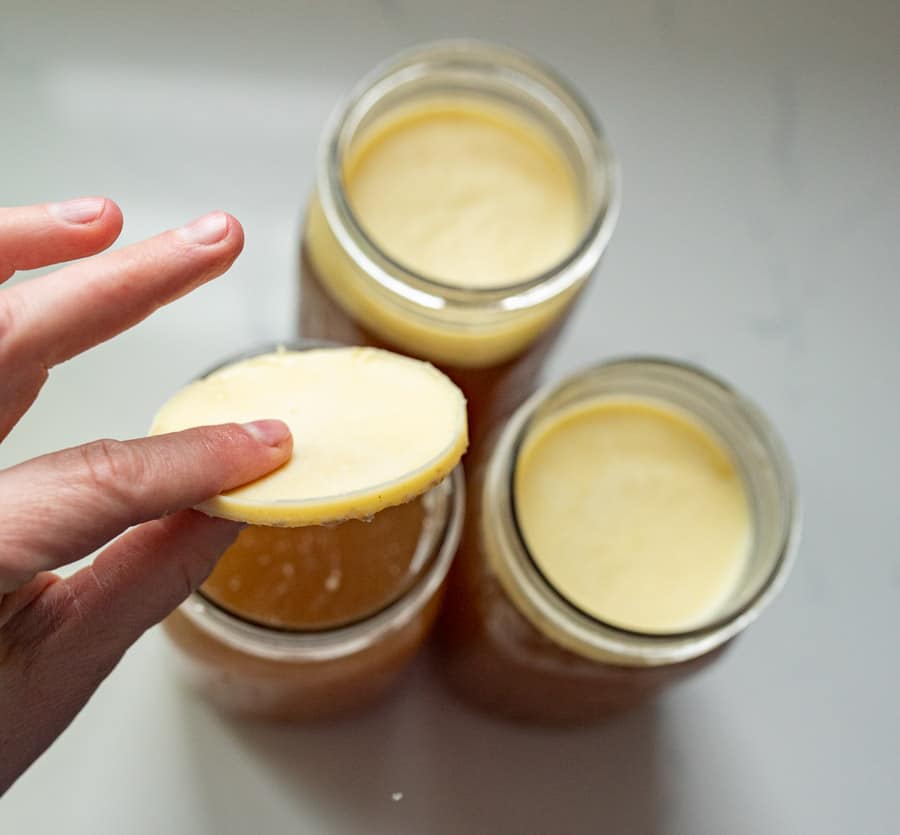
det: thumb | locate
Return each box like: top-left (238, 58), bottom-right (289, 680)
top-left (0, 510), bottom-right (236, 795)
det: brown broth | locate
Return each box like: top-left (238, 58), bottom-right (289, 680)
top-left (163, 585), bottom-right (445, 722)
top-left (202, 498), bottom-right (428, 631)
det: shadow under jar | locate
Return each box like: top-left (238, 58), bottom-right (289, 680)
top-left (436, 358), bottom-right (799, 724)
top-left (300, 40), bottom-right (619, 447)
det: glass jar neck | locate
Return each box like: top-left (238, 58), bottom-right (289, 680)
top-left (481, 358), bottom-right (799, 667)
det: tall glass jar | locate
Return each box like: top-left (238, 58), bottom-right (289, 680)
top-left (160, 344), bottom-right (465, 721)
top-left (300, 41), bottom-right (619, 446)
top-left (436, 358), bottom-right (799, 723)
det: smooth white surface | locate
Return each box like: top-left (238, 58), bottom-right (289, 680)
top-left (1, 2), bottom-right (898, 833)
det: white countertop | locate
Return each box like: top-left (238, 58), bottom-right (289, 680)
top-left (1, 2), bottom-right (898, 833)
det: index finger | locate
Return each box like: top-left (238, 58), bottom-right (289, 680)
top-left (0, 419), bottom-right (292, 594)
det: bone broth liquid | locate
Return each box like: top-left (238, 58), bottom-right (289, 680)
top-left (203, 498), bottom-right (430, 631)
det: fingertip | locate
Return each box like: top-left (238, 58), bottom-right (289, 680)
top-left (242, 419), bottom-right (292, 450)
top-left (180, 509), bottom-right (244, 552)
top-left (225, 213), bottom-right (244, 255)
top-left (87, 198), bottom-right (124, 251)
top-left (47, 196), bottom-right (111, 226)
top-left (176, 211), bottom-right (243, 253)
top-left (101, 198), bottom-right (125, 239)
top-left (45, 196), bottom-right (123, 249)
top-left (142, 511), bottom-right (241, 594)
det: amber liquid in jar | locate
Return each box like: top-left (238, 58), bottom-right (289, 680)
top-left (202, 499), bottom-right (428, 630)
top-left (164, 476), bottom-right (463, 721)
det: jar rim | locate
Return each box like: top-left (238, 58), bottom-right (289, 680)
top-left (317, 39), bottom-right (621, 310)
top-left (485, 356), bottom-right (800, 666)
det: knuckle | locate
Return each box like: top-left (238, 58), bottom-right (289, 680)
top-left (77, 438), bottom-right (143, 501)
top-left (0, 295), bottom-right (18, 348)
top-left (0, 576), bottom-right (71, 670)
top-left (0, 293), bottom-right (46, 383)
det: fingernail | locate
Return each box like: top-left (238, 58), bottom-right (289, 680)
top-left (177, 211), bottom-right (228, 245)
top-left (243, 419), bottom-right (291, 447)
top-left (49, 197), bottom-right (105, 224)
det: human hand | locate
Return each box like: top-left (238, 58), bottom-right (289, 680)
top-left (0, 198), bottom-right (292, 794)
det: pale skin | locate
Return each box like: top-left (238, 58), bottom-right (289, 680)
top-left (0, 197), bottom-right (293, 795)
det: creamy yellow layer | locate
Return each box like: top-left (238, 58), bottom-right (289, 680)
top-left (150, 347), bottom-right (467, 526)
top-left (514, 397), bottom-right (751, 633)
top-left (344, 102), bottom-right (582, 288)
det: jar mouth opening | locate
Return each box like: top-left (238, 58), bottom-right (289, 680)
top-left (319, 39), bottom-right (620, 308)
top-left (180, 467), bottom-right (465, 660)
top-left (492, 356), bottom-right (799, 661)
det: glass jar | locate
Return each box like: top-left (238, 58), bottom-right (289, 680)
top-left (436, 358), bottom-right (799, 723)
top-left (161, 345), bottom-right (465, 721)
top-left (300, 40), bottom-right (619, 446)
